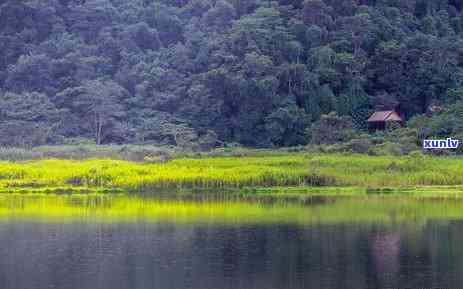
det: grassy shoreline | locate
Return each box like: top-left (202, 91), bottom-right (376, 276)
top-left (0, 152), bottom-right (461, 195)
top-left (3, 186), bottom-right (463, 200)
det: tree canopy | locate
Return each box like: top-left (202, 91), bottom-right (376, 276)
top-left (1, 0), bottom-right (463, 147)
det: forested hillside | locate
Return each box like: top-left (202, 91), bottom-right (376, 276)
top-left (1, 0), bottom-right (463, 148)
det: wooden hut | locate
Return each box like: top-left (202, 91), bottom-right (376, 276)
top-left (367, 110), bottom-right (403, 131)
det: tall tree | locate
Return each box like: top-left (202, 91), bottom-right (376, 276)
top-left (59, 79), bottom-right (127, 144)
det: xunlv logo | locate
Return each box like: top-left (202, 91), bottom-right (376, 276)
top-left (423, 138), bottom-right (459, 149)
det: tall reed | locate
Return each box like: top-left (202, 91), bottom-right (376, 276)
top-left (0, 153), bottom-right (461, 192)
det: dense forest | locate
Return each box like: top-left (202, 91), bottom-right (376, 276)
top-left (1, 0), bottom-right (463, 149)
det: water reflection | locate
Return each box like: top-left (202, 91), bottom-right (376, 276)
top-left (369, 231), bottom-right (401, 288)
top-left (0, 195), bottom-right (461, 289)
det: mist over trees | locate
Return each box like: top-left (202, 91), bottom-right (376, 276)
top-left (0, 0), bottom-right (463, 148)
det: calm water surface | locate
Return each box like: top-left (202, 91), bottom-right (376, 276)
top-left (0, 194), bottom-right (462, 289)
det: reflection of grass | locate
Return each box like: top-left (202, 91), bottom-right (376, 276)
top-left (0, 154), bottom-right (462, 192)
top-left (1, 194), bottom-right (463, 225)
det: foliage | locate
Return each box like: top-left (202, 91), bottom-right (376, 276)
top-left (1, 0), bottom-right (463, 147)
top-left (0, 92), bottom-right (62, 147)
top-left (308, 112), bottom-right (355, 145)
top-left (0, 145), bottom-right (176, 162)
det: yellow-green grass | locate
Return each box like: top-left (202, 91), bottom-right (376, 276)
top-left (0, 153), bottom-right (461, 193)
top-left (0, 193), bottom-right (462, 226)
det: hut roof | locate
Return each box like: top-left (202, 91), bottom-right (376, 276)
top-left (367, 111), bottom-right (403, 122)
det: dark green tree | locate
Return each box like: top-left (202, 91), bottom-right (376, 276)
top-left (0, 92), bottom-right (62, 147)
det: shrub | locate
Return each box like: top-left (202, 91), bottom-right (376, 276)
top-left (341, 138), bottom-right (374, 154)
top-left (308, 112), bottom-right (355, 145)
top-left (369, 142), bottom-right (404, 156)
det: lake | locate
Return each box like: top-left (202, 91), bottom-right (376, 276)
top-left (0, 194), bottom-right (462, 289)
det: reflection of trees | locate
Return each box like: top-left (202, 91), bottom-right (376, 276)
top-left (0, 221), bottom-right (461, 289)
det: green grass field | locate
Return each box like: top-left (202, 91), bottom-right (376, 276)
top-left (0, 153), bottom-right (461, 194)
